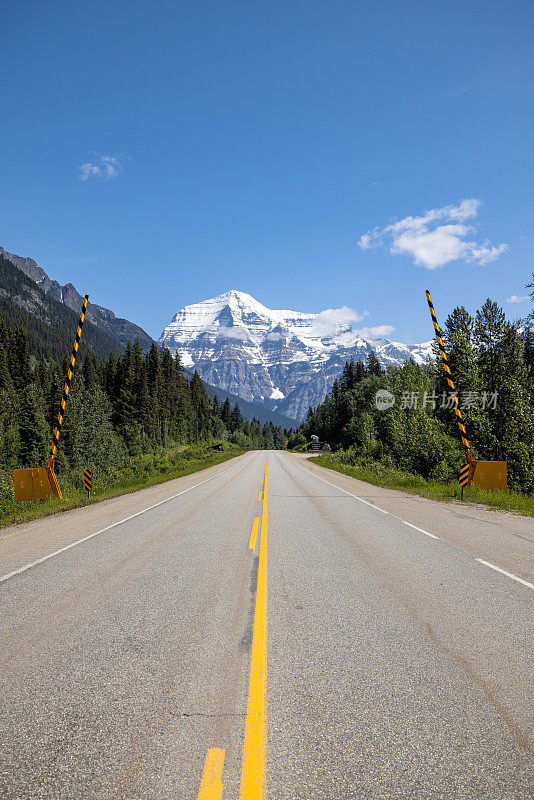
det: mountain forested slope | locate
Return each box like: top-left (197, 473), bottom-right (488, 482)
top-left (0, 247), bottom-right (154, 350)
top-left (0, 253), bottom-right (123, 360)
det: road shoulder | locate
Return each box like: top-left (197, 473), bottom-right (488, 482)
top-left (0, 452), bottom-right (251, 582)
top-left (286, 452), bottom-right (534, 580)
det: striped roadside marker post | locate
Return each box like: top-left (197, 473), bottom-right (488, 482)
top-left (459, 462), bottom-right (470, 500)
top-left (426, 290), bottom-right (473, 498)
top-left (84, 468), bottom-right (92, 499)
top-left (49, 295), bottom-right (89, 467)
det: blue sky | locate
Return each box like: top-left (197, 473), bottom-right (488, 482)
top-left (1, 0), bottom-right (533, 343)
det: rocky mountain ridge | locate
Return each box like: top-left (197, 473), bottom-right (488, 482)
top-left (0, 247), bottom-right (154, 350)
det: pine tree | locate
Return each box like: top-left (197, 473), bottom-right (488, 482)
top-left (104, 352), bottom-right (117, 398)
top-left (82, 351), bottom-right (99, 391)
top-left (524, 327), bottom-right (534, 394)
top-left (474, 299), bottom-right (522, 392)
top-left (332, 379), bottom-right (340, 401)
top-left (0, 340), bottom-right (13, 391)
top-left (65, 383), bottom-right (126, 472)
top-left (0, 386), bottom-right (20, 467)
top-left (221, 398), bottom-right (232, 429)
top-left (9, 329), bottom-right (30, 389)
top-left (230, 402), bottom-right (244, 432)
top-left (367, 350), bottom-right (383, 376)
top-left (18, 384), bottom-right (49, 467)
top-left (114, 342), bottom-right (140, 452)
top-left (443, 306), bottom-right (476, 390)
top-left (354, 361), bottom-right (367, 383)
top-left (340, 361), bottom-right (351, 393)
top-left (190, 371), bottom-right (211, 436)
top-left (132, 339), bottom-right (145, 413)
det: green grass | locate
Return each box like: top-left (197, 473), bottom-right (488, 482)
top-left (0, 442), bottom-right (244, 530)
top-left (310, 454), bottom-right (534, 517)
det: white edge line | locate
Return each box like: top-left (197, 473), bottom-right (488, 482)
top-left (476, 559), bottom-right (534, 591)
top-left (403, 521), bottom-right (440, 540)
top-left (292, 458), bottom-right (444, 539)
top-left (290, 457), bottom-right (532, 590)
top-left (0, 457), bottom-right (246, 587)
top-left (294, 462), bottom-right (391, 514)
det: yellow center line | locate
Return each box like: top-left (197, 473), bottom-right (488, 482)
top-left (197, 748), bottom-right (225, 800)
top-left (257, 489), bottom-right (262, 502)
top-left (240, 454), bottom-right (268, 799)
top-left (249, 517), bottom-right (259, 552)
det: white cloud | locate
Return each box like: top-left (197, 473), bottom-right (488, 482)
top-left (79, 163), bottom-right (103, 181)
top-left (310, 306), bottom-right (369, 337)
top-left (358, 199), bottom-right (508, 270)
top-left (79, 153), bottom-right (129, 181)
top-left (315, 306), bottom-right (369, 325)
top-left (507, 294), bottom-right (530, 303)
top-left (356, 325), bottom-right (395, 340)
top-left (358, 232), bottom-right (380, 250)
top-left (468, 242), bottom-right (509, 265)
top-left (217, 325), bottom-right (249, 340)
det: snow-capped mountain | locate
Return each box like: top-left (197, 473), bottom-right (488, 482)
top-left (159, 290), bottom-right (433, 421)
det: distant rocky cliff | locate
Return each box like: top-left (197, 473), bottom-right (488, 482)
top-left (0, 247), bottom-right (154, 350)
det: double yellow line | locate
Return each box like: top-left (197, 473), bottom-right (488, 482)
top-left (240, 454), bottom-right (268, 798)
top-left (196, 454), bottom-right (269, 800)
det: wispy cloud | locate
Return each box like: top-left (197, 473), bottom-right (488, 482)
top-left (507, 294), bottom-right (530, 304)
top-left (78, 153), bottom-right (130, 182)
top-left (358, 199), bottom-right (508, 270)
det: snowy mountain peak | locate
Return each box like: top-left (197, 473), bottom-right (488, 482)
top-left (168, 289), bottom-right (314, 332)
top-left (159, 290), bottom-right (433, 421)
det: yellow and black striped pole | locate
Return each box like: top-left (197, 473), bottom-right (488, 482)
top-left (425, 290), bottom-right (473, 463)
top-left (49, 294), bottom-right (89, 465)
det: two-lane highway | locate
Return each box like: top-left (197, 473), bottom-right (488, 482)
top-left (0, 451), bottom-right (532, 798)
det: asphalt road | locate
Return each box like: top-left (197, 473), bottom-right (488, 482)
top-left (0, 450), bottom-right (532, 799)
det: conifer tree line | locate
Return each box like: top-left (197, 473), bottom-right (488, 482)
top-left (0, 319), bottom-right (288, 474)
top-left (293, 288), bottom-right (534, 494)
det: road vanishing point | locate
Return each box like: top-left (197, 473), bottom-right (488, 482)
top-left (0, 451), bottom-right (532, 799)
